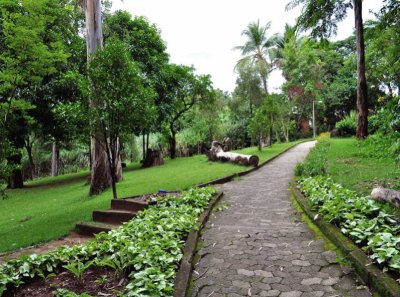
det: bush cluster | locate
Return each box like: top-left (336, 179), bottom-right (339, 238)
top-left (294, 137), bottom-right (330, 177)
top-left (335, 111), bottom-right (357, 136)
top-left (299, 176), bottom-right (400, 273)
top-left (0, 187), bottom-right (216, 296)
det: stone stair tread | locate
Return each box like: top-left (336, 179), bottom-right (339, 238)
top-left (94, 209), bottom-right (136, 214)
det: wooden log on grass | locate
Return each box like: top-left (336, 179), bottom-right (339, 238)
top-left (208, 141), bottom-right (259, 167)
top-left (371, 187), bottom-right (400, 207)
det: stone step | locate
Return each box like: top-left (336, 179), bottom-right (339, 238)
top-left (111, 198), bottom-right (148, 212)
top-left (76, 222), bottom-right (115, 236)
top-left (92, 209), bottom-right (136, 225)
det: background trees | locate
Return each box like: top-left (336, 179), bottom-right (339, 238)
top-left (1, 0), bottom-right (399, 198)
top-left (88, 39), bottom-right (152, 199)
top-left (287, 0), bottom-right (369, 139)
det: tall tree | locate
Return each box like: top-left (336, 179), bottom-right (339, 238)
top-left (84, 0), bottom-right (115, 195)
top-left (234, 20), bottom-right (278, 95)
top-left (0, 0), bottom-right (68, 188)
top-left (287, 0), bottom-right (369, 139)
top-left (161, 64), bottom-right (215, 159)
top-left (88, 39), bottom-right (150, 199)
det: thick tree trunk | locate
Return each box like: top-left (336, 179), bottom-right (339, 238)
top-left (209, 141), bottom-right (259, 167)
top-left (354, 0), bottom-right (368, 139)
top-left (7, 153), bottom-right (23, 189)
top-left (51, 142), bottom-right (59, 177)
top-left (142, 149), bottom-right (164, 168)
top-left (169, 135), bottom-right (176, 159)
top-left (85, 0), bottom-right (116, 195)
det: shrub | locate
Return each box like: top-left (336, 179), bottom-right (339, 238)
top-left (299, 177), bottom-right (400, 273)
top-left (335, 111), bottom-right (357, 136)
top-left (0, 187), bottom-right (217, 296)
top-left (295, 138), bottom-right (330, 177)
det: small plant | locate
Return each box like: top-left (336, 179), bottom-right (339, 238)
top-left (62, 260), bottom-right (93, 282)
top-left (96, 257), bottom-right (125, 278)
top-left (335, 111), bottom-right (357, 136)
top-left (55, 288), bottom-right (93, 297)
top-left (95, 275), bottom-right (108, 285)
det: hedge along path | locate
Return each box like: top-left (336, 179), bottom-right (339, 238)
top-left (191, 141), bottom-right (372, 297)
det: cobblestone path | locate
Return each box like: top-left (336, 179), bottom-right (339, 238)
top-left (191, 142), bottom-right (372, 297)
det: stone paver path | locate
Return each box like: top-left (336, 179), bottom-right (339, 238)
top-left (192, 142), bottom-right (372, 297)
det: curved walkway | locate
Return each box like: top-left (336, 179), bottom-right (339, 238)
top-left (192, 142), bottom-right (371, 297)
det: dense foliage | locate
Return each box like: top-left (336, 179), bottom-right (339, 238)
top-left (299, 177), bottom-right (400, 273)
top-left (0, 186), bottom-right (217, 296)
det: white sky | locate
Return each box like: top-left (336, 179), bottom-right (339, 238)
top-left (111, 0), bottom-right (383, 94)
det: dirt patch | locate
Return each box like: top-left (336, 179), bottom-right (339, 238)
top-left (0, 233), bottom-right (90, 264)
top-left (4, 267), bottom-right (127, 297)
top-left (337, 157), bottom-right (355, 165)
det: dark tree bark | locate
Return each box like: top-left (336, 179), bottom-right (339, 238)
top-left (142, 149), bottom-right (164, 168)
top-left (25, 140), bottom-right (36, 180)
top-left (169, 131), bottom-right (177, 159)
top-left (354, 0), bottom-right (368, 139)
top-left (142, 132), bottom-right (146, 161)
top-left (7, 153), bottom-right (23, 189)
top-left (51, 142), bottom-right (59, 177)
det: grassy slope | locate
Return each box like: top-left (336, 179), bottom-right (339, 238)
top-left (326, 138), bottom-right (400, 195)
top-left (0, 141), bottom-right (302, 253)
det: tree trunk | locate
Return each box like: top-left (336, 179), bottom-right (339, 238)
top-left (146, 132), bottom-right (150, 153)
top-left (25, 143), bottom-right (35, 179)
top-left (169, 125), bottom-right (177, 159)
top-left (354, 0), bottom-right (368, 139)
top-left (169, 134), bottom-right (176, 159)
top-left (262, 77), bottom-right (268, 95)
top-left (7, 153), bottom-right (23, 189)
top-left (258, 132), bottom-right (262, 151)
top-left (142, 149), bottom-right (164, 168)
top-left (51, 142), bottom-right (59, 177)
top-left (142, 133), bottom-right (145, 161)
top-left (114, 137), bottom-right (123, 182)
top-left (85, 0), bottom-right (114, 195)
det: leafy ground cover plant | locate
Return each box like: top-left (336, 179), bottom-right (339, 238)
top-left (0, 186), bottom-right (216, 296)
top-left (299, 176), bottom-right (400, 274)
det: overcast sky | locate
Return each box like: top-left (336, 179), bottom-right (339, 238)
top-left (111, 0), bottom-right (383, 94)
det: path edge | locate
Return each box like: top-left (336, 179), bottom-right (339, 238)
top-left (173, 191), bottom-right (224, 297)
top-left (291, 184), bottom-right (400, 297)
top-left (197, 139), bottom-right (311, 188)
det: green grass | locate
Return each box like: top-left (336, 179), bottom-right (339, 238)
top-left (0, 141), bottom-right (303, 253)
top-left (326, 138), bottom-right (400, 195)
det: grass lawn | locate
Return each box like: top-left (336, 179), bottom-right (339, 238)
top-left (326, 138), bottom-right (400, 195)
top-left (0, 140), bottom-right (303, 253)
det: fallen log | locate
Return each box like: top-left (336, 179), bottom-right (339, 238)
top-left (208, 141), bottom-right (259, 167)
top-left (370, 187), bottom-right (400, 207)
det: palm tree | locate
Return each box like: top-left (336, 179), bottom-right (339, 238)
top-left (234, 20), bottom-right (278, 95)
top-left (274, 24), bottom-right (298, 72)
